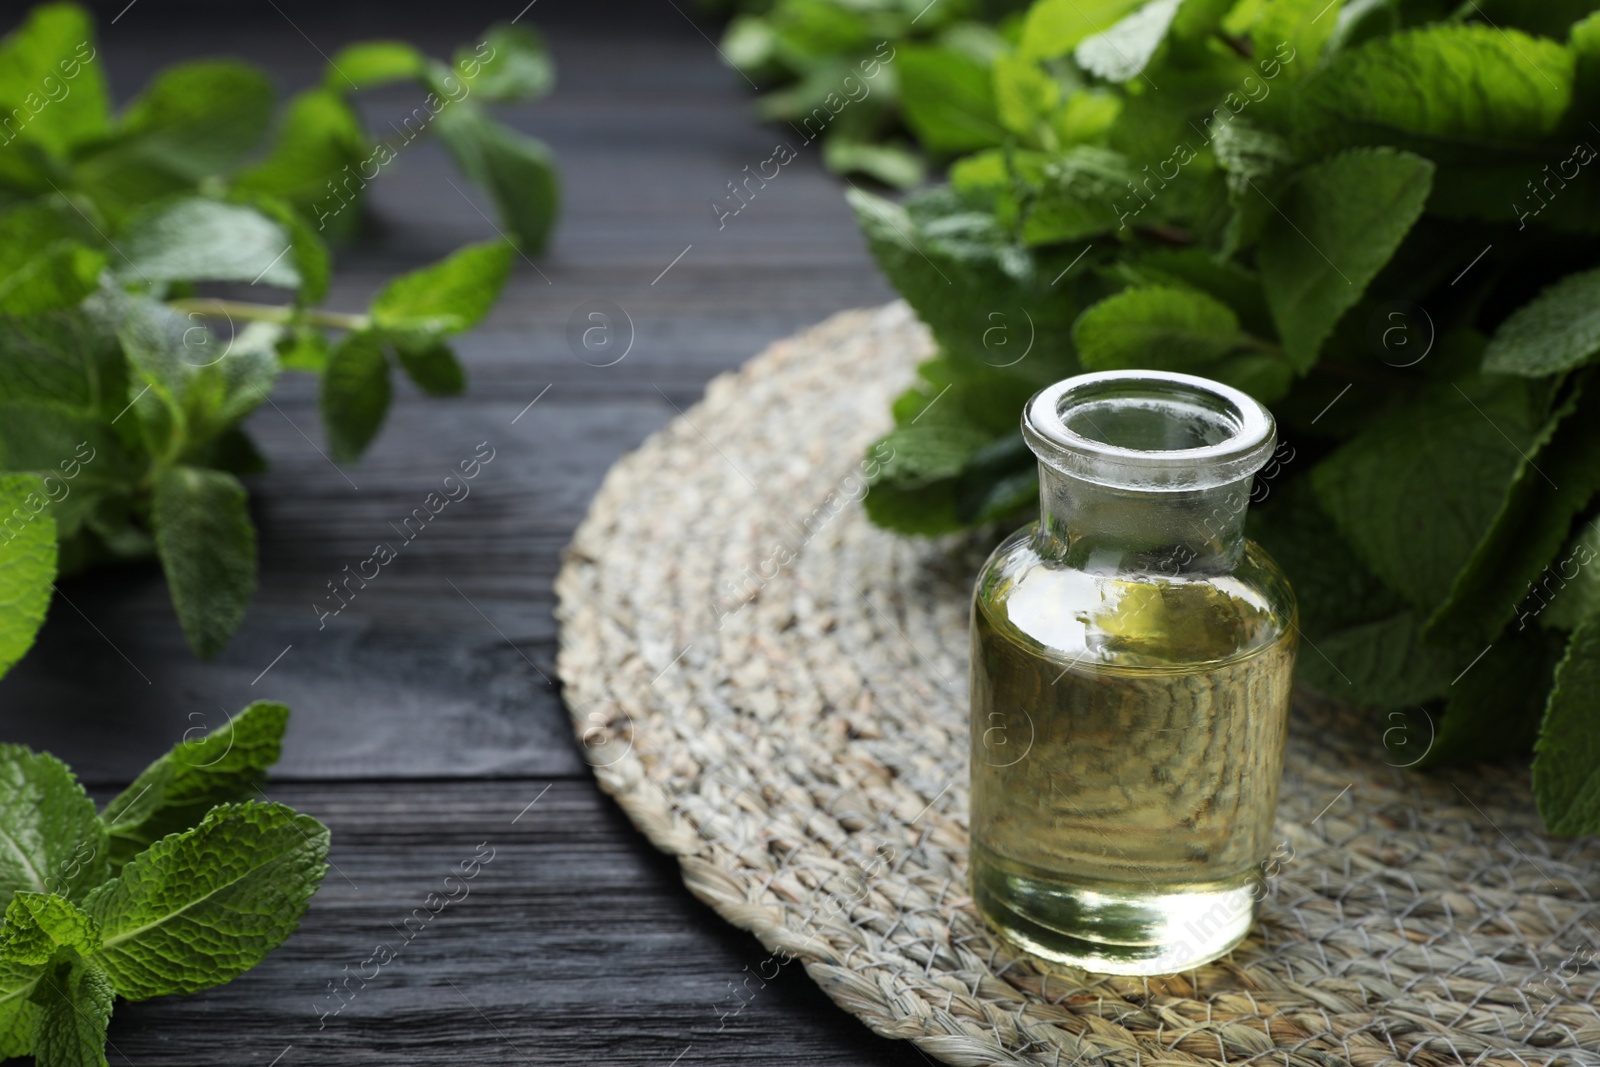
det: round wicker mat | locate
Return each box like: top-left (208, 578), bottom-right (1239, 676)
top-left (554, 302), bottom-right (1600, 1067)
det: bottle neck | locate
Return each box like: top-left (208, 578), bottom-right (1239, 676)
top-left (1033, 465), bottom-right (1253, 576)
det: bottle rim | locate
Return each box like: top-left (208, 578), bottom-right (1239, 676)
top-left (1023, 370), bottom-right (1276, 492)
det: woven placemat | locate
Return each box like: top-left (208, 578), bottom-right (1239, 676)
top-left (554, 302), bottom-right (1600, 1067)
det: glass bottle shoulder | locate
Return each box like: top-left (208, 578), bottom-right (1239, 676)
top-left (972, 523), bottom-right (1297, 672)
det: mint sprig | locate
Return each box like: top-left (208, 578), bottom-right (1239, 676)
top-left (0, 702), bottom-right (326, 1067)
top-left (851, 4), bottom-right (1600, 834)
top-left (0, 3), bottom-right (554, 662)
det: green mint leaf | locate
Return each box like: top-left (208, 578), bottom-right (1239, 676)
top-left (1247, 478), bottom-right (1406, 639)
top-left (320, 329), bottom-right (392, 462)
top-left (0, 310), bottom-right (128, 422)
top-left (821, 136), bottom-right (926, 190)
top-left (0, 746), bottom-right (107, 901)
top-left (897, 45), bottom-right (1005, 155)
top-left (1312, 377), bottom-right (1544, 613)
top-left (1543, 521), bottom-right (1600, 630)
top-left (116, 59), bottom-right (275, 179)
top-left (434, 107), bottom-right (559, 253)
top-left (151, 466), bottom-right (257, 659)
top-left (1075, 0), bottom-right (1181, 83)
top-left (0, 958), bottom-right (38, 1059)
top-left (846, 186), bottom-right (1087, 384)
top-left (29, 959), bottom-right (112, 1067)
top-left (1411, 630), bottom-right (1562, 769)
top-left (368, 239), bottom-right (514, 336)
top-left (277, 326), bottom-right (331, 373)
top-left (1259, 147), bottom-right (1433, 370)
top-left (235, 88), bottom-right (368, 226)
top-left (390, 334), bottom-right (465, 396)
top-left (0, 406), bottom-right (138, 542)
top-left (1023, 146), bottom-right (1140, 245)
top-left (84, 801), bottom-right (329, 1000)
top-left (1223, 0), bottom-right (1338, 79)
top-left (1020, 0), bottom-right (1147, 59)
top-left (2, 893), bottom-right (100, 966)
top-left (326, 41), bottom-right (426, 90)
top-left (0, 474), bottom-right (59, 678)
top-left (1073, 285), bottom-right (1243, 369)
top-left (1297, 24), bottom-right (1574, 159)
top-left (863, 422), bottom-right (997, 535)
top-left (101, 702), bottom-right (289, 870)
top-left (0, 4), bottom-right (109, 158)
top-left (0, 244), bottom-right (106, 316)
top-left (457, 23), bottom-right (554, 102)
top-left (1483, 268), bottom-right (1600, 377)
top-left (119, 198), bottom-right (301, 290)
top-left (247, 195), bottom-right (332, 305)
top-left (1295, 611), bottom-right (1463, 710)
top-left (1426, 373), bottom-right (1600, 643)
top-left (1533, 615), bottom-right (1600, 834)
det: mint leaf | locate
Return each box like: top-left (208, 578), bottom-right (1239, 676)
top-left (1075, 0), bottom-right (1181, 83)
top-left (1313, 377), bottom-right (1544, 613)
top-left (863, 422), bottom-right (997, 535)
top-left (1412, 630), bottom-right (1562, 768)
top-left (1483, 268), bottom-right (1600, 377)
top-left (1073, 285), bottom-right (1243, 369)
top-left (320, 329), bottom-right (392, 462)
top-left (151, 466), bottom-right (257, 659)
top-left (1020, 0), bottom-right (1146, 59)
top-left (29, 959), bottom-right (112, 1067)
top-left (101, 702), bottom-right (289, 869)
top-left (0, 956), bottom-right (38, 1058)
top-left (116, 60), bottom-right (275, 179)
top-left (822, 136), bottom-right (926, 190)
top-left (458, 23), bottom-right (553, 102)
top-left (1023, 146), bottom-right (1140, 244)
top-left (1258, 148), bottom-right (1433, 370)
top-left (0, 746), bottom-right (107, 901)
top-left (1296, 611), bottom-right (1463, 709)
top-left (1533, 616), bottom-right (1600, 834)
top-left (0, 311), bottom-right (128, 421)
top-left (1544, 521), bottom-right (1600, 630)
top-left (1298, 24), bottom-right (1574, 159)
top-left (0, 244), bottom-right (106, 316)
top-left (119, 199), bottom-right (300, 290)
top-left (84, 802), bottom-right (329, 1000)
top-left (1427, 373), bottom-right (1600, 642)
top-left (247, 195), bottom-right (331, 305)
top-left (897, 45), bottom-right (1004, 155)
top-left (434, 107), bottom-right (559, 253)
top-left (235, 88), bottom-right (368, 221)
top-left (3, 893), bottom-right (100, 966)
top-left (327, 41), bottom-right (425, 89)
top-left (369, 240), bottom-right (513, 335)
top-left (0, 474), bottom-right (58, 677)
top-left (391, 335), bottom-right (465, 396)
top-left (0, 4), bottom-right (108, 158)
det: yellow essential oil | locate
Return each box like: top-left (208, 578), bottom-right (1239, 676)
top-left (969, 371), bottom-right (1297, 975)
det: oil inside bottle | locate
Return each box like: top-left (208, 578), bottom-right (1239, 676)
top-left (969, 531), bottom-right (1295, 975)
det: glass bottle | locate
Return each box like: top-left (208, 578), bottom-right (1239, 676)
top-left (969, 369), bottom-right (1296, 976)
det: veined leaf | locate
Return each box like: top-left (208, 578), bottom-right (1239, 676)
top-left (320, 329), bottom-right (392, 462)
top-left (151, 466), bottom-right (256, 659)
top-left (1484, 268), bottom-right (1600, 377)
top-left (0, 745), bottom-right (106, 902)
top-left (1534, 616), bottom-right (1600, 834)
top-left (84, 802), bottom-right (328, 1000)
top-left (369, 240), bottom-right (513, 335)
top-left (119, 198), bottom-right (300, 290)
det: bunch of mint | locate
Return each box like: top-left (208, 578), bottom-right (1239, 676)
top-left (717, 0), bottom-right (1031, 189)
top-left (0, 3), bottom-right (555, 667)
top-left (850, 0), bottom-right (1600, 833)
top-left (0, 702), bottom-right (327, 1067)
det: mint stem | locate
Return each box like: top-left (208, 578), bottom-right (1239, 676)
top-left (166, 298), bottom-right (370, 332)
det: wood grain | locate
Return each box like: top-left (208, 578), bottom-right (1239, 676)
top-left (0, 1), bottom-right (909, 1063)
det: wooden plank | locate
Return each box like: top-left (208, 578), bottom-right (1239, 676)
top-left (0, 0), bottom-right (895, 784)
top-left (103, 779), bottom-right (925, 1067)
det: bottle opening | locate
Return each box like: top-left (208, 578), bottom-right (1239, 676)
top-left (1024, 371), bottom-right (1275, 492)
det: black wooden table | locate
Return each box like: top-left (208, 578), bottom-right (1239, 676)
top-left (0, 1), bottom-right (924, 1062)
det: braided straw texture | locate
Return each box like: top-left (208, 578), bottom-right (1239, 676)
top-left (555, 303), bottom-right (1600, 1067)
